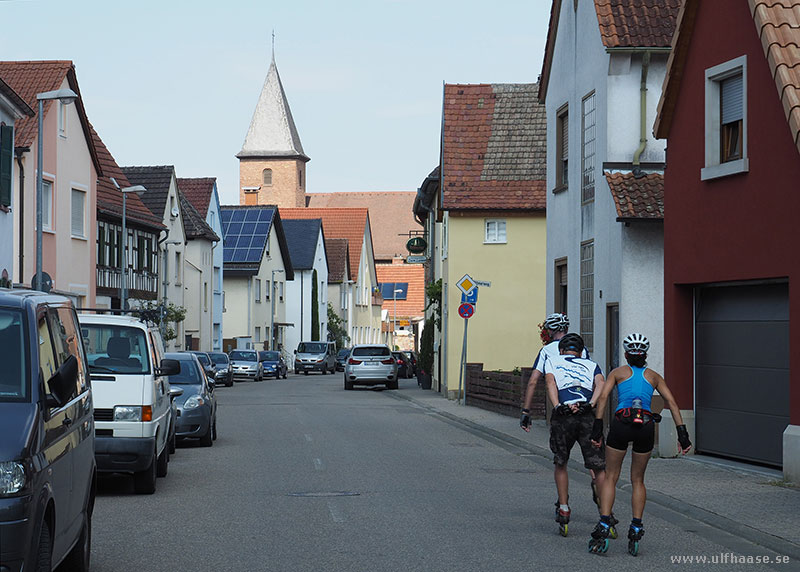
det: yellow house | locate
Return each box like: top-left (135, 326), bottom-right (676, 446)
top-left (416, 83), bottom-right (547, 399)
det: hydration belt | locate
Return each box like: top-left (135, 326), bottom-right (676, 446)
top-left (615, 408), bottom-right (662, 425)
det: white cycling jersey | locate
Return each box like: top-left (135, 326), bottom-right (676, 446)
top-left (531, 339), bottom-right (589, 375)
top-left (543, 354), bottom-right (602, 405)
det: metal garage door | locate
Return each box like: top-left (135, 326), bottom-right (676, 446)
top-left (695, 283), bottom-right (789, 467)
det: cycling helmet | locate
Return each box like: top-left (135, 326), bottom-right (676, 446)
top-left (623, 333), bottom-right (650, 355)
top-left (543, 313), bottom-right (570, 332)
top-left (558, 333), bottom-right (585, 354)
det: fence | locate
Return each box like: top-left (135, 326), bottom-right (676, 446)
top-left (464, 363), bottom-right (546, 419)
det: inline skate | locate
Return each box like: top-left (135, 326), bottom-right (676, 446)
top-left (588, 521), bottom-right (610, 554)
top-left (554, 501), bottom-right (570, 537)
top-left (628, 522), bottom-right (645, 556)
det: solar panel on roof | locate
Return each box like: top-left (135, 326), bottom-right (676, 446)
top-left (228, 222), bottom-right (243, 235)
top-left (231, 210), bottom-right (246, 222)
top-left (223, 249), bottom-right (233, 262)
top-left (245, 209), bottom-right (260, 221)
top-left (247, 248), bottom-right (262, 261)
top-left (255, 222), bottom-right (269, 234)
top-left (236, 236), bottom-right (252, 249)
top-left (242, 222), bottom-right (256, 234)
top-left (224, 236), bottom-right (236, 248)
top-left (221, 210), bottom-right (233, 222)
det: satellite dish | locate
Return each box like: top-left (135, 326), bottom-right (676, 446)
top-left (171, 205), bottom-right (180, 218)
top-left (31, 272), bottom-right (53, 293)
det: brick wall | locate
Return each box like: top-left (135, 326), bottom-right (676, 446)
top-left (238, 158), bottom-right (306, 207)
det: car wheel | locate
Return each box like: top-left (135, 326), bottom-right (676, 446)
top-left (156, 442), bottom-right (168, 478)
top-left (134, 449), bottom-right (157, 494)
top-left (304, 371), bottom-right (309, 376)
top-left (388, 378), bottom-right (399, 390)
top-left (60, 509), bottom-right (91, 572)
top-left (227, 376), bottom-right (233, 387)
top-left (200, 423), bottom-right (213, 447)
top-left (294, 369), bottom-right (299, 375)
top-left (344, 377), bottom-right (353, 390)
top-left (35, 520), bottom-right (52, 572)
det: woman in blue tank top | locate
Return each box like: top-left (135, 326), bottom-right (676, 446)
top-left (586, 333), bottom-right (693, 556)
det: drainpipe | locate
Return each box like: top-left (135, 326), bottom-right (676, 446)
top-left (15, 150), bottom-right (26, 283)
top-left (632, 51), bottom-right (651, 178)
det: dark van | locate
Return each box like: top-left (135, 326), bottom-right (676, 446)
top-left (0, 290), bottom-right (96, 571)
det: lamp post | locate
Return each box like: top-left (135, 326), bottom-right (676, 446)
top-left (35, 89), bottom-right (78, 292)
top-left (393, 287), bottom-right (403, 348)
top-left (269, 268), bottom-right (285, 350)
top-left (111, 179), bottom-right (146, 310)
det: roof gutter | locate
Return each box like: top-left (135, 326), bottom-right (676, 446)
top-left (606, 47), bottom-right (670, 54)
top-left (632, 51), bottom-right (651, 177)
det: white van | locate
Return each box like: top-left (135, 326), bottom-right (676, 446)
top-left (78, 313), bottom-right (179, 494)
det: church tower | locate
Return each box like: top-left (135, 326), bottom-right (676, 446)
top-left (237, 53), bottom-right (309, 207)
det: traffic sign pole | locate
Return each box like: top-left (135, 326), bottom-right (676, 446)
top-left (458, 316), bottom-right (468, 406)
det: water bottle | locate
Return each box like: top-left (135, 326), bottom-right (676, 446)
top-left (632, 398), bottom-right (643, 424)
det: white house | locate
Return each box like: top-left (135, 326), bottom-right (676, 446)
top-left (538, 0), bottom-right (680, 373)
top-left (281, 218), bottom-right (328, 353)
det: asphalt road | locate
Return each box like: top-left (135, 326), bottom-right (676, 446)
top-left (90, 372), bottom-right (787, 571)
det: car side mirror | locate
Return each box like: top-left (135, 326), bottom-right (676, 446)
top-left (207, 378), bottom-right (215, 391)
top-left (169, 386), bottom-right (184, 399)
top-left (294, 349), bottom-right (297, 354)
top-left (46, 354), bottom-right (78, 408)
top-left (157, 358), bottom-right (181, 376)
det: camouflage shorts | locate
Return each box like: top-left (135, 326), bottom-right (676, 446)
top-left (549, 410), bottom-right (606, 470)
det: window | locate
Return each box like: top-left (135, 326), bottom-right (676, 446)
top-left (97, 225), bottom-right (106, 266)
top-left (255, 278), bottom-right (262, 302)
top-left (279, 281), bottom-right (284, 302)
top-left (262, 169), bottom-right (273, 186)
top-left (255, 327), bottom-right (261, 343)
top-left (174, 252), bottom-right (181, 284)
top-left (41, 180), bottom-right (53, 231)
top-left (213, 267), bottom-right (221, 292)
top-left (581, 92), bottom-right (595, 203)
top-left (580, 241), bottom-right (594, 354)
top-left (484, 219), bottom-right (507, 244)
top-left (441, 214), bottom-right (448, 260)
top-left (0, 125), bottom-right (13, 207)
top-left (298, 168), bottom-right (303, 188)
top-left (265, 279), bottom-right (271, 300)
top-left (71, 189), bottom-right (85, 237)
top-left (702, 56), bottom-right (748, 180)
top-left (58, 102), bottom-right (67, 137)
top-left (204, 282), bottom-right (208, 311)
top-left (556, 105), bottom-right (568, 190)
top-left (554, 258), bottom-right (568, 315)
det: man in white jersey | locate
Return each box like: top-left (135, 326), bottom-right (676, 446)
top-left (543, 333), bottom-right (606, 536)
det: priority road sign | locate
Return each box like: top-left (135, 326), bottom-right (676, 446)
top-left (458, 303), bottom-right (475, 319)
top-left (456, 274), bottom-right (476, 296)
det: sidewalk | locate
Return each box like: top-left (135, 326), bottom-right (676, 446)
top-left (391, 382), bottom-right (800, 561)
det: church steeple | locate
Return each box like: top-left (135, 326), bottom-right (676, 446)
top-left (237, 50), bottom-right (309, 208)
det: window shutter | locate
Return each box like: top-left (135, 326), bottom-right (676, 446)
top-left (71, 189), bottom-right (84, 236)
top-left (0, 125), bottom-right (12, 206)
top-left (721, 74), bottom-right (743, 124)
top-left (561, 113), bottom-right (569, 160)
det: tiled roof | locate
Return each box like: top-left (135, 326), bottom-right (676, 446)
top-left (121, 166), bottom-right (175, 220)
top-left (605, 171), bottom-right (664, 220)
top-left (279, 207), bottom-right (370, 280)
top-left (91, 124), bottom-right (164, 230)
top-left (179, 191), bottom-right (219, 242)
top-left (0, 76), bottom-right (33, 117)
top-left (325, 238), bottom-right (349, 283)
top-left (442, 83), bottom-right (546, 211)
top-left (177, 177), bottom-right (215, 219)
top-left (376, 262), bottom-right (426, 319)
top-left (305, 191), bottom-right (421, 261)
top-left (282, 219), bottom-right (323, 271)
top-left (0, 60), bottom-right (100, 172)
top-left (220, 205), bottom-right (294, 279)
top-left (595, 0), bottom-right (682, 48)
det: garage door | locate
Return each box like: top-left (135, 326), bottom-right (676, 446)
top-left (695, 283), bottom-right (789, 467)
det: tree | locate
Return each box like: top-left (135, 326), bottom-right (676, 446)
top-left (131, 299), bottom-right (186, 343)
top-left (419, 319), bottom-right (434, 375)
top-left (327, 303), bottom-right (350, 349)
top-left (311, 269), bottom-right (319, 341)
top-left (425, 278), bottom-right (442, 331)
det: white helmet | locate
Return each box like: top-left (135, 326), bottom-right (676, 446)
top-left (623, 333), bottom-right (650, 355)
top-left (543, 313), bottom-right (569, 332)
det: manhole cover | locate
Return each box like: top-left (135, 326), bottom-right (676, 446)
top-left (287, 492), bottom-right (360, 498)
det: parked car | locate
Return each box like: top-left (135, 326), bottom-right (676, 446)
top-left (208, 351), bottom-right (233, 386)
top-left (335, 348), bottom-right (351, 372)
top-left (392, 351), bottom-right (411, 378)
top-left (166, 352), bottom-right (218, 446)
top-left (0, 290), bottom-right (96, 571)
top-left (403, 351), bottom-right (417, 376)
top-left (229, 349), bottom-right (264, 382)
top-left (258, 350), bottom-right (288, 379)
top-left (294, 341), bottom-right (337, 375)
top-left (79, 312), bottom-right (179, 494)
top-left (188, 350), bottom-right (216, 380)
top-left (344, 344), bottom-right (398, 390)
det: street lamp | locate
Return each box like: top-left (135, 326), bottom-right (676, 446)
top-left (269, 268), bottom-right (285, 350)
top-left (35, 88), bottom-right (78, 292)
top-left (393, 287), bottom-right (403, 347)
top-left (111, 178), bottom-right (146, 310)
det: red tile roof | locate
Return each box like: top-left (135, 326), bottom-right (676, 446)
top-left (605, 171), bottom-right (664, 220)
top-left (376, 262), bottom-right (426, 319)
top-left (306, 191), bottom-right (421, 261)
top-left (325, 238), bottom-right (349, 283)
top-left (279, 207), bottom-right (371, 280)
top-left (442, 83), bottom-right (546, 211)
top-left (177, 178), bottom-right (216, 219)
top-left (595, 0), bottom-right (682, 48)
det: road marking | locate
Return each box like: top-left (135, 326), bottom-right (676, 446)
top-left (314, 458), bottom-right (324, 471)
top-left (327, 501), bottom-right (346, 523)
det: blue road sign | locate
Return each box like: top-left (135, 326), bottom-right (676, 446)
top-left (461, 289), bottom-right (478, 305)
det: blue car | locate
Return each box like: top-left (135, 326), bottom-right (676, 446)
top-left (166, 352), bottom-right (218, 446)
top-left (258, 350), bottom-right (288, 379)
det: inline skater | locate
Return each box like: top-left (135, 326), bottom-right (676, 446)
top-left (542, 333), bottom-right (606, 536)
top-left (588, 333), bottom-right (692, 556)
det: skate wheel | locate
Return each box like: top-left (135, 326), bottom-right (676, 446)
top-left (560, 523), bottom-right (568, 537)
top-left (628, 540), bottom-right (639, 556)
top-left (588, 538), bottom-right (608, 554)
top-left (609, 526), bottom-right (618, 540)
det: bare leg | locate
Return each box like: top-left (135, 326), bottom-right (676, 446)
top-left (630, 451), bottom-right (651, 519)
top-left (600, 446), bottom-right (627, 516)
top-left (554, 464), bottom-right (569, 505)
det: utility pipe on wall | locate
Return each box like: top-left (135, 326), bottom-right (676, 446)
top-left (632, 51), bottom-right (651, 177)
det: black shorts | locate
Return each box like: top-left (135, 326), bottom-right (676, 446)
top-left (549, 411), bottom-right (606, 470)
top-left (605, 418), bottom-right (655, 453)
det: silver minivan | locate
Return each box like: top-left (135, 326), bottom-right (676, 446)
top-left (294, 341), bottom-right (336, 375)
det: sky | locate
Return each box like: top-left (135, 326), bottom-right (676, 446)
top-left (1, 0), bottom-right (552, 206)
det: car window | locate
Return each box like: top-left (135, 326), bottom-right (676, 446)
top-left (230, 350), bottom-right (257, 361)
top-left (352, 346), bottom-right (391, 357)
top-left (297, 342), bottom-right (327, 354)
top-left (259, 351), bottom-right (280, 361)
top-left (337, 349), bottom-right (350, 358)
top-left (52, 307), bottom-right (88, 395)
top-left (168, 359), bottom-right (202, 384)
top-left (194, 353), bottom-right (210, 366)
top-left (81, 324), bottom-right (150, 374)
top-left (208, 353), bottom-right (228, 365)
top-left (0, 308), bottom-right (28, 402)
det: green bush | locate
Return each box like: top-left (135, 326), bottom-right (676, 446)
top-left (419, 319), bottom-right (434, 374)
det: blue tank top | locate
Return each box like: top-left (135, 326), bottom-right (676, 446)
top-left (616, 366), bottom-right (655, 411)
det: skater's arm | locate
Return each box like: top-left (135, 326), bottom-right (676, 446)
top-left (594, 368), bottom-right (618, 420)
top-left (522, 368), bottom-right (542, 411)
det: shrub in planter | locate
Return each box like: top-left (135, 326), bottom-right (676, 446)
top-left (418, 320), bottom-right (434, 389)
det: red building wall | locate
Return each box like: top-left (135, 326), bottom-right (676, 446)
top-left (663, 0), bottom-right (800, 423)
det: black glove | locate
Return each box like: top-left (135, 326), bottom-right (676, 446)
top-left (676, 424), bottom-right (692, 450)
top-left (554, 403), bottom-right (571, 416)
top-left (591, 418), bottom-right (604, 442)
top-left (520, 409), bottom-right (532, 430)
top-left (577, 402), bottom-right (594, 415)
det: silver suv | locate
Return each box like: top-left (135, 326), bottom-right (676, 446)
top-left (294, 341), bottom-right (336, 375)
top-left (344, 344), bottom-right (398, 390)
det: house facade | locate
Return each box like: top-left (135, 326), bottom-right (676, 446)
top-left (0, 76), bottom-right (33, 286)
top-left (220, 205), bottom-right (294, 354)
top-left (325, 237), bottom-right (351, 343)
top-left (539, 0), bottom-right (679, 380)
top-left (282, 218), bottom-right (328, 353)
top-left (0, 61), bottom-right (101, 306)
top-left (654, 0), bottom-right (800, 479)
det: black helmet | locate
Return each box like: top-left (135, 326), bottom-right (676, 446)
top-left (558, 333), bottom-right (584, 354)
